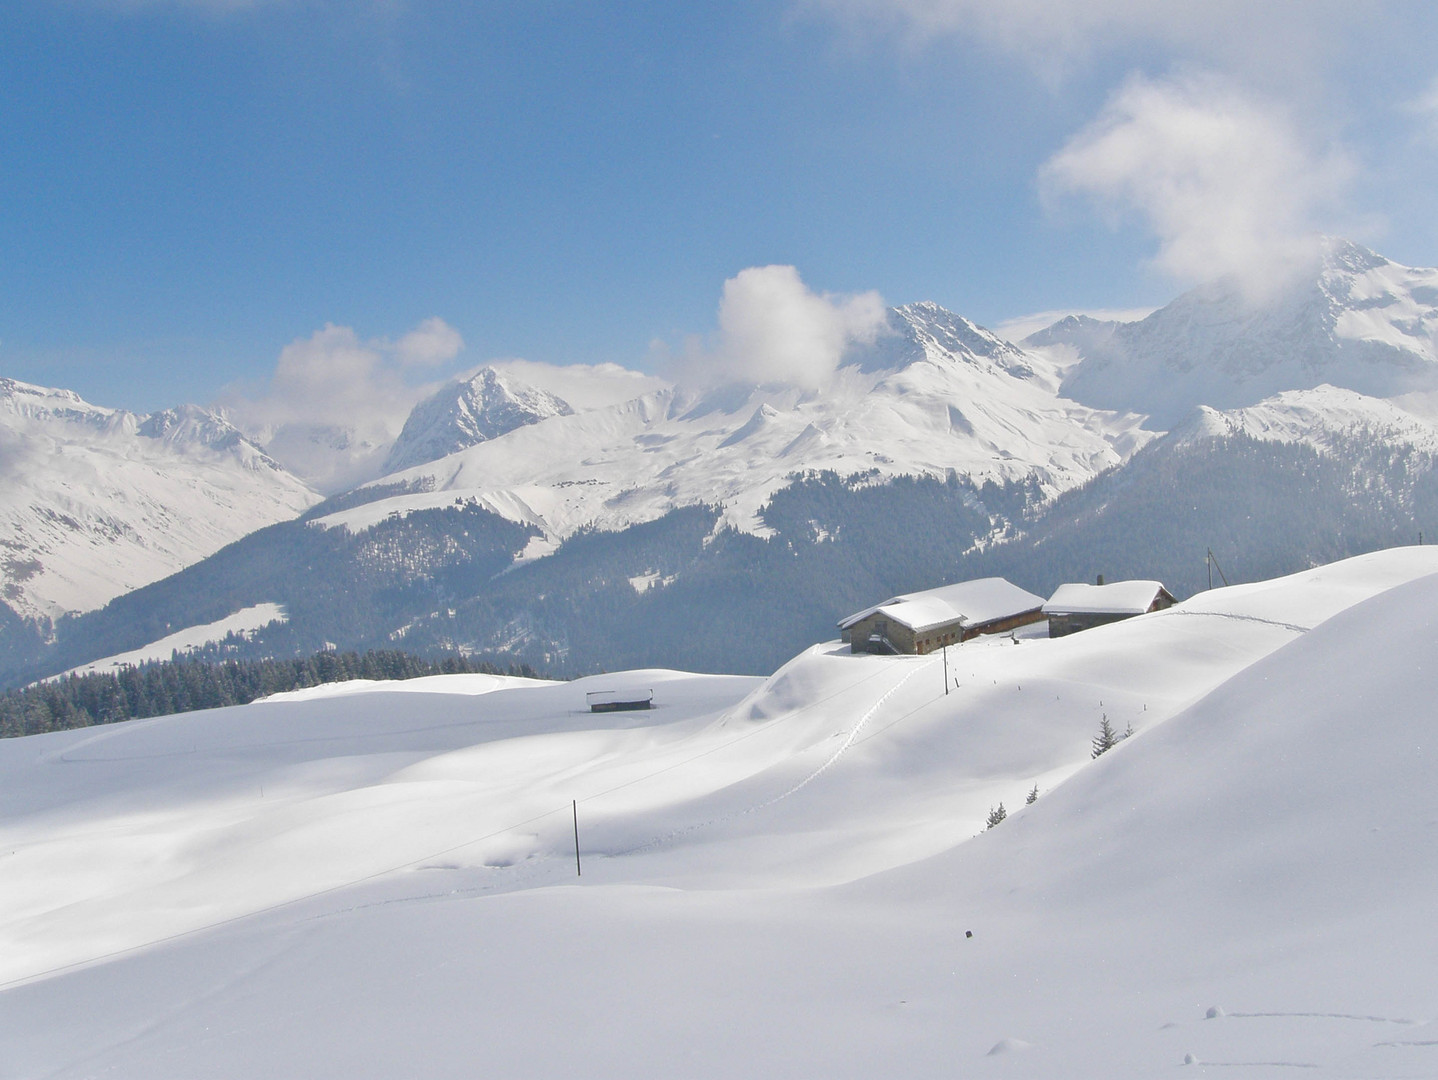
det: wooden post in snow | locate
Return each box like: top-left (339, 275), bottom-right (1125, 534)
top-left (573, 800), bottom-right (582, 877)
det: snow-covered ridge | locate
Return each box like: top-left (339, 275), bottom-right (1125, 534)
top-left (316, 304), bottom-right (1154, 542)
top-left (1171, 384), bottom-right (1438, 457)
top-left (0, 379), bottom-right (320, 622)
top-left (1043, 238), bottom-right (1438, 427)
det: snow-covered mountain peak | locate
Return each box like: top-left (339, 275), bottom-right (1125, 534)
top-left (1049, 240), bottom-right (1438, 428)
top-left (895, 301), bottom-right (1027, 364)
top-left (138, 404), bottom-right (296, 474)
top-left (844, 303), bottom-right (1035, 382)
top-left (1022, 313), bottom-right (1123, 349)
top-left (383, 366), bottom-right (575, 474)
top-left (1318, 234), bottom-right (1392, 276)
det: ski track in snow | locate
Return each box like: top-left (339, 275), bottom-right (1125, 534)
top-left (1220, 1012), bottom-right (1417, 1024)
top-left (1156, 609), bottom-right (1315, 634)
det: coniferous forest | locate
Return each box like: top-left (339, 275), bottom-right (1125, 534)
top-left (0, 650), bottom-right (541, 739)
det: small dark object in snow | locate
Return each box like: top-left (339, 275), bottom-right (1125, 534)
top-left (586, 689), bottom-right (654, 713)
top-left (966, 930), bottom-right (973, 939)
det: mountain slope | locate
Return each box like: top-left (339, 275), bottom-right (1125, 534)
top-left (1042, 239), bottom-right (1438, 427)
top-left (0, 379), bottom-right (320, 624)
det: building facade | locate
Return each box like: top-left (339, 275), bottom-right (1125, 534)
top-left (839, 578), bottom-right (1046, 655)
top-left (1043, 580), bottom-right (1176, 638)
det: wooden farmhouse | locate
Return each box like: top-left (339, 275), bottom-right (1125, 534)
top-left (839, 577), bottom-right (1046, 655)
top-left (1043, 579), bottom-right (1176, 638)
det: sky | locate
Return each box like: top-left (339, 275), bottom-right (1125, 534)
top-left (3, 0), bottom-right (1438, 427)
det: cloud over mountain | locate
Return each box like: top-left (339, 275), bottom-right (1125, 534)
top-left (668, 265), bottom-right (889, 391)
top-left (221, 318), bottom-right (465, 493)
top-left (1040, 72), bottom-right (1356, 298)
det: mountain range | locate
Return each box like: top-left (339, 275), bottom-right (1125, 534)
top-left (320, 302), bottom-right (1151, 549)
top-left (0, 379), bottom-right (319, 627)
top-left (4, 238), bottom-right (1438, 684)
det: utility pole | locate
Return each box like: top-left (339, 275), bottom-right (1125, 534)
top-left (942, 644), bottom-right (949, 695)
top-left (572, 800), bottom-right (582, 877)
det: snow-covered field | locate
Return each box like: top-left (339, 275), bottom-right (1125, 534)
top-left (3, 548), bottom-right (1438, 1077)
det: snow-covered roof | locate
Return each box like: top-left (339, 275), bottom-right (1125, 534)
top-left (1043, 580), bottom-right (1170, 616)
top-left (839, 577), bottom-right (1045, 635)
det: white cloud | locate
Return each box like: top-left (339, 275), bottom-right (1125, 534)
top-left (221, 318), bottom-right (462, 493)
top-left (395, 316), bottom-right (464, 367)
top-left (1405, 73), bottom-right (1438, 142)
top-left (1039, 72), bottom-right (1355, 297)
top-left (670, 265), bottom-right (888, 391)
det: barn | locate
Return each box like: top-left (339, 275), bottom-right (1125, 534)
top-left (1043, 579), bottom-right (1176, 638)
top-left (839, 577), bottom-right (1047, 655)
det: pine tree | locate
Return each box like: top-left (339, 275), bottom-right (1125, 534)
top-left (1091, 714), bottom-right (1119, 758)
top-left (1026, 784), bottom-right (1039, 804)
top-left (986, 803), bottom-right (1007, 829)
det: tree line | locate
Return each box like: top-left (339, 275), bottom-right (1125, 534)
top-left (0, 649), bottom-right (543, 739)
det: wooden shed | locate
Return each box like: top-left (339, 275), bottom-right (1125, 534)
top-left (838, 578), bottom-right (1046, 655)
top-left (1042, 579), bottom-right (1176, 638)
top-left (586, 689), bottom-right (654, 713)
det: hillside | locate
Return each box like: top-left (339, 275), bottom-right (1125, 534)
top-left (2, 548), bottom-right (1436, 1076)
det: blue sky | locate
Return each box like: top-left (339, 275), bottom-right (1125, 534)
top-left (3, 0), bottom-right (1438, 416)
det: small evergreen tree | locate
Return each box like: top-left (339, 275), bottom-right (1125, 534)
top-left (1026, 784), bottom-right (1039, 805)
top-left (1091, 714), bottom-right (1119, 758)
top-left (986, 803), bottom-right (1006, 829)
